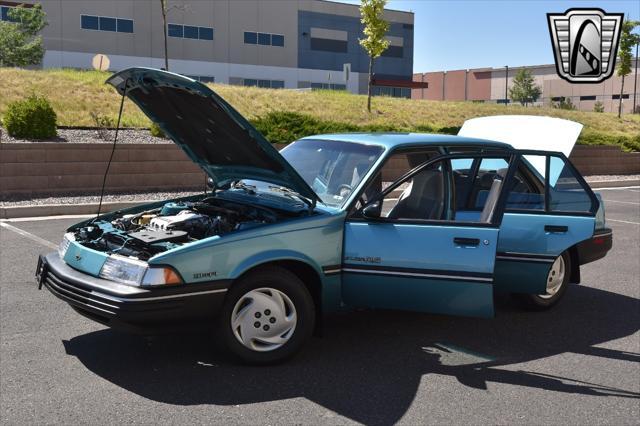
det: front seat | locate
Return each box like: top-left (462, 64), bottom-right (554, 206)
top-left (479, 168), bottom-right (508, 223)
top-left (388, 170), bottom-right (444, 220)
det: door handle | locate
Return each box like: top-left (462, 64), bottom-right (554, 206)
top-left (453, 237), bottom-right (480, 246)
top-left (545, 225), bottom-right (568, 233)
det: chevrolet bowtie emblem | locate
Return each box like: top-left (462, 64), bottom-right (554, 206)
top-left (547, 8), bottom-right (623, 83)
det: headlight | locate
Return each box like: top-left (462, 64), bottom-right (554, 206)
top-left (99, 255), bottom-right (183, 287)
top-left (58, 232), bottom-right (74, 258)
top-left (99, 255), bottom-right (147, 286)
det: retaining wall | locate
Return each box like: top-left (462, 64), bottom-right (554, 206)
top-left (1, 143), bottom-right (638, 198)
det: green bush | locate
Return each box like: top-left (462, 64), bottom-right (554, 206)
top-left (250, 111), bottom-right (462, 144)
top-left (150, 122), bottom-right (166, 138)
top-left (578, 131), bottom-right (640, 152)
top-left (3, 94), bottom-right (57, 139)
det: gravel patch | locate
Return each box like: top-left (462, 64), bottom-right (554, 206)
top-left (0, 127), bottom-right (171, 144)
top-left (0, 190), bottom-right (204, 207)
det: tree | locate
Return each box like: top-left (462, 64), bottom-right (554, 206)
top-left (0, 4), bottom-right (47, 67)
top-left (159, 0), bottom-right (188, 71)
top-left (593, 101), bottom-right (604, 113)
top-left (359, 0), bottom-right (390, 112)
top-left (508, 69), bottom-right (542, 106)
top-left (616, 20), bottom-right (640, 118)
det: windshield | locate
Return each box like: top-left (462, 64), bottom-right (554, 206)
top-left (281, 139), bottom-right (384, 207)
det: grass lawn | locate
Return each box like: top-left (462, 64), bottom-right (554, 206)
top-left (1, 68), bottom-right (639, 148)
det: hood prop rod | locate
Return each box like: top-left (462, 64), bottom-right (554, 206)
top-left (93, 79), bottom-right (129, 223)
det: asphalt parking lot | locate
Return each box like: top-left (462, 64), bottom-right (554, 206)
top-left (1, 187), bottom-right (638, 425)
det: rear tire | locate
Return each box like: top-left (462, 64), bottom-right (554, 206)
top-left (219, 266), bottom-right (315, 365)
top-left (516, 251), bottom-right (571, 310)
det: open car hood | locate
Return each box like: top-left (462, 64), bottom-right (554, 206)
top-left (458, 115), bottom-right (583, 157)
top-left (106, 68), bottom-right (318, 203)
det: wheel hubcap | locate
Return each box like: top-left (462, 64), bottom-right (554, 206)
top-left (540, 255), bottom-right (565, 299)
top-left (231, 287), bottom-right (297, 352)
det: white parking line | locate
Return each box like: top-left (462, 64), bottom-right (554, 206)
top-left (0, 221), bottom-right (58, 249)
top-left (595, 186), bottom-right (640, 191)
top-left (607, 219), bottom-right (640, 225)
top-left (602, 199), bottom-right (640, 206)
top-left (2, 214), bottom-right (94, 223)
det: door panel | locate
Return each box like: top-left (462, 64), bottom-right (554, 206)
top-left (342, 222), bottom-right (499, 318)
top-left (494, 213), bottom-right (595, 293)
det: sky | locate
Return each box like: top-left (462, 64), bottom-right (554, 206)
top-left (342, 0), bottom-right (640, 73)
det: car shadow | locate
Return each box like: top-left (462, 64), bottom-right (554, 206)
top-left (62, 284), bottom-right (640, 425)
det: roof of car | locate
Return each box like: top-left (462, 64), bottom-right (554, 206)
top-left (299, 133), bottom-right (513, 150)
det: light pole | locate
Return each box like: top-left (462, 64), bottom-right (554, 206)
top-left (504, 65), bottom-right (509, 105)
top-left (633, 43), bottom-right (638, 114)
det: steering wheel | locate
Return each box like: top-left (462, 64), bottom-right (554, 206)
top-left (337, 184), bottom-right (353, 197)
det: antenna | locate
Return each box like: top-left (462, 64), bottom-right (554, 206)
top-left (93, 79), bottom-right (129, 223)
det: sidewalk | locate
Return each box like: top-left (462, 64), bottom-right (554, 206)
top-left (1, 176), bottom-right (638, 219)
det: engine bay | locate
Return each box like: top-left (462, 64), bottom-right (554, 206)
top-left (71, 197), bottom-right (299, 261)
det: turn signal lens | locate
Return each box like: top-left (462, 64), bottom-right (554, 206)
top-left (141, 267), bottom-right (183, 286)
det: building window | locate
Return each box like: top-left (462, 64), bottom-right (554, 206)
top-left (243, 79), bottom-right (285, 89)
top-left (168, 24), bottom-right (214, 41)
top-left (310, 38), bottom-right (347, 53)
top-left (117, 19), bottom-right (133, 33)
top-left (551, 96), bottom-right (564, 102)
top-left (244, 31), bottom-right (283, 47)
top-left (244, 31), bottom-right (257, 44)
top-left (185, 75), bottom-right (215, 83)
top-left (168, 23), bottom-right (183, 38)
top-left (258, 33), bottom-right (270, 45)
top-left (80, 14), bottom-right (99, 30)
top-left (497, 98), bottom-right (511, 104)
top-left (382, 46), bottom-right (403, 58)
top-left (271, 34), bottom-right (284, 47)
top-left (310, 83), bottom-right (347, 91)
top-left (1, 6), bottom-right (18, 22)
top-left (372, 86), bottom-right (410, 98)
top-left (579, 95), bottom-right (596, 101)
top-left (199, 27), bottom-right (213, 40)
top-left (81, 15), bottom-right (134, 33)
top-left (612, 94), bottom-right (629, 100)
top-left (99, 17), bottom-right (117, 32)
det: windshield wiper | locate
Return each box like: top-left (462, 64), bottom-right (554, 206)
top-left (268, 185), bottom-right (316, 213)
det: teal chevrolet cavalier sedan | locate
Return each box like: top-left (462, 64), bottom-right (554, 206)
top-left (36, 68), bottom-right (612, 364)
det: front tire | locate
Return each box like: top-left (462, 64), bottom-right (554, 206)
top-left (516, 251), bottom-right (571, 310)
top-left (220, 266), bottom-right (315, 365)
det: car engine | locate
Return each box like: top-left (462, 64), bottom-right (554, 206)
top-left (71, 197), bottom-right (287, 260)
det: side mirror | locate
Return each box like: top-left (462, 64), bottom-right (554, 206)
top-left (206, 177), bottom-right (215, 189)
top-left (361, 202), bottom-right (381, 219)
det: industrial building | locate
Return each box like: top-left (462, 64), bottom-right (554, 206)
top-left (412, 60), bottom-right (640, 114)
top-left (0, 0), bottom-right (416, 96)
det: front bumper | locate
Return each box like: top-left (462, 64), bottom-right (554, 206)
top-left (576, 228), bottom-right (613, 265)
top-left (36, 253), bottom-right (230, 333)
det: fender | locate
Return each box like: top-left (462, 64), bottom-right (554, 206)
top-left (229, 249), bottom-right (324, 281)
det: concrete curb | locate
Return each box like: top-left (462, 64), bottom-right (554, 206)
top-left (1, 179), bottom-right (638, 219)
top-left (0, 201), bottom-right (154, 220)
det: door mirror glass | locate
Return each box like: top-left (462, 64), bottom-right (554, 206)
top-left (206, 177), bottom-right (215, 189)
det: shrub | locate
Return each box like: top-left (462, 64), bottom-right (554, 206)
top-left (250, 111), bottom-right (461, 144)
top-left (593, 101), bottom-right (604, 113)
top-left (150, 122), bottom-right (166, 138)
top-left (250, 111), bottom-right (358, 144)
top-left (3, 94), bottom-right (57, 139)
top-left (90, 111), bottom-right (115, 141)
